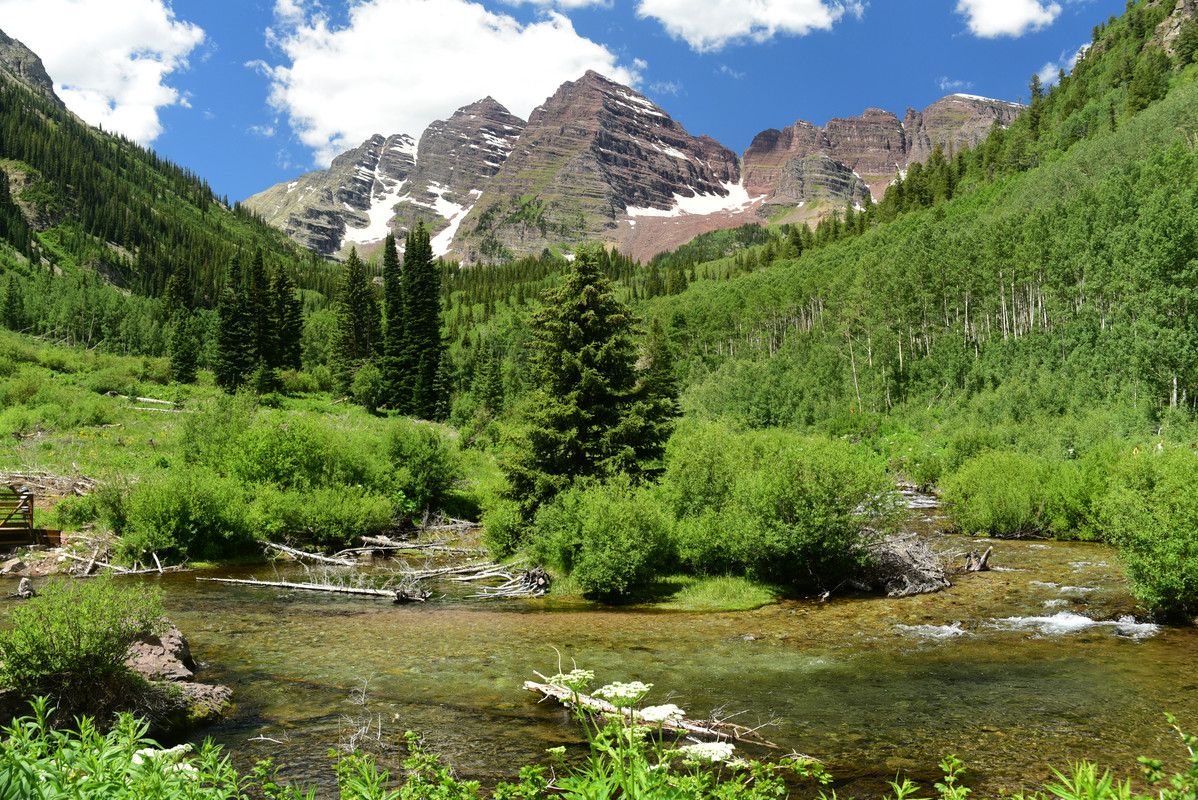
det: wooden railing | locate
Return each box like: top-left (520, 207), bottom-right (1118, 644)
top-left (0, 487), bottom-right (36, 547)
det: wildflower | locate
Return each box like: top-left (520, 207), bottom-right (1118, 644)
top-left (677, 741), bottom-right (736, 764)
top-left (545, 746), bottom-right (566, 761)
top-left (639, 704), bottom-right (685, 723)
top-left (548, 669), bottom-right (594, 694)
top-left (593, 681), bottom-right (652, 707)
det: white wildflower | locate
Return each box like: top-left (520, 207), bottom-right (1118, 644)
top-left (677, 741), bottom-right (736, 764)
top-left (593, 681), bottom-right (653, 706)
top-left (548, 669), bottom-right (594, 694)
top-left (639, 704), bottom-right (686, 723)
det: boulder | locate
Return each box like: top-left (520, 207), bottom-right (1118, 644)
top-left (126, 622), bottom-right (196, 681)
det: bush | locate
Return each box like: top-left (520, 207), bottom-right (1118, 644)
top-left (530, 477), bottom-right (673, 601)
top-left (662, 421), bottom-right (895, 588)
top-left (942, 451), bottom-right (1051, 536)
top-left (248, 483), bottom-right (393, 549)
top-left (942, 448), bottom-right (1121, 540)
top-left (0, 699), bottom-right (243, 796)
top-left (1100, 449), bottom-right (1198, 618)
top-left (0, 577), bottom-right (164, 722)
top-left (384, 419), bottom-right (461, 514)
top-left (121, 466), bottom-right (252, 561)
top-left (481, 496), bottom-right (526, 558)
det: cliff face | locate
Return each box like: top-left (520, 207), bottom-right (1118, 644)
top-left (0, 28), bottom-right (65, 109)
top-left (243, 133), bottom-right (417, 258)
top-left (243, 98), bottom-right (526, 260)
top-left (244, 72), bottom-right (1022, 263)
top-left (453, 70), bottom-right (743, 263)
top-left (742, 94), bottom-right (1023, 210)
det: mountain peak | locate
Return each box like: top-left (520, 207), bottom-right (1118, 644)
top-left (0, 28), bottom-right (65, 109)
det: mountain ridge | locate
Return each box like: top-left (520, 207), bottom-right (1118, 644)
top-left (244, 71), bottom-right (1022, 264)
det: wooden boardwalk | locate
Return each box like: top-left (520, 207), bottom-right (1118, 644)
top-left (0, 486), bottom-right (58, 549)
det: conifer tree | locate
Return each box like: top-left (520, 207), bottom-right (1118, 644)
top-left (270, 265), bottom-right (303, 371)
top-left (331, 248), bottom-right (378, 393)
top-left (380, 231), bottom-right (406, 409)
top-left (401, 223), bottom-right (445, 419)
top-left (1, 274), bottom-right (23, 331)
top-left (501, 244), bottom-right (669, 521)
top-left (212, 255), bottom-right (254, 391)
top-left (169, 311), bottom-right (200, 384)
top-left (247, 250), bottom-right (272, 366)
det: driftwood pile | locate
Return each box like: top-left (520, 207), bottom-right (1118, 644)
top-left (523, 680), bottom-right (780, 749)
top-left (859, 532), bottom-right (953, 597)
top-left (1, 469), bottom-right (98, 497)
top-left (453, 565), bottom-right (550, 599)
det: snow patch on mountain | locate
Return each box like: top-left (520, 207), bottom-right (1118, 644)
top-left (344, 179), bottom-right (408, 246)
top-left (625, 180), bottom-right (765, 218)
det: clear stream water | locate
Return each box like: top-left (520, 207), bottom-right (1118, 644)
top-left (4, 493), bottom-right (1198, 797)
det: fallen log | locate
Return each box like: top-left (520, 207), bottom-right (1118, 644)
top-left (261, 540), bottom-right (357, 566)
top-left (965, 545), bottom-right (993, 572)
top-left (523, 680), bottom-right (779, 749)
top-left (197, 576), bottom-right (422, 602)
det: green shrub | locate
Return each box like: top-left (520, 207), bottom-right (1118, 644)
top-left (481, 496), bottom-right (526, 558)
top-left (0, 577), bottom-right (164, 722)
top-left (530, 477), bottom-right (672, 601)
top-left (942, 451), bottom-right (1051, 536)
top-left (662, 421), bottom-right (894, 588)
top-left (0, 699), bottom-right (244, 797)
top-left (84, 365), bottom-right (138, 396)
top-left (1, 365), bottom-right (43, 406)
top-left (248, 483), bottom-right (393, 548)
top-left (121, 466), bottom-right (252, 561)
top-left (1100, 449), bottom-right (1198, 618)
top-left (384, 419), bottom-right (462, 514)
top-left (179, 392), bottom-right (257, 471)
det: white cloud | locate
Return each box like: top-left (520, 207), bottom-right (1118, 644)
top-left (635, 0), bottom-right (863, 53)
top-left (938, 76), bottom-right (973, 91)
top-left (0, 0), bottom-right (204, 143)
top-left (262, 0), bottom-right (640, 168)
top-left (649, 80), bottom-right (683, 96)
top-left (719, 65), bottom-right (746, 79)
top-left (1037, 42), bottom-right (1089, 84)
top-left (955, 0), bottom-right (1061, 38)
top-left (501, 0), bottom-right (610, 7)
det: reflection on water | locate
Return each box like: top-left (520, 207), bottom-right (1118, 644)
top-left (3, 497), bottom-right (1196, 797)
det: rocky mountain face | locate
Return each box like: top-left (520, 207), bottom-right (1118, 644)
top-left (244, 98), bottom-right (524, 260)
top-left (744, 95), bottom-right (1022, 213)
top-left (244, 133), bottom-right (417, 258)
top-left (453, 70), bottom-right (744, 263)
top-left (246, 72), bottom-right (1022, 263)
top-left (0, 29), bottom-right (65, 109)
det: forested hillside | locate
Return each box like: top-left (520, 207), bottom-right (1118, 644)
top-left (0, 77), bottom-right (336, 355)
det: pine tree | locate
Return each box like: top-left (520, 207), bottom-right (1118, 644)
top-left (270, 265), bottom-right (303, 371)
top-left (212, 255), bottom-right (254, 391)
top-left (2, 274), bottom-right (23, 331)
top-left (247, 250), bottom-right (273, 366)
top-left (330, 248), bottom-right (378, 394)
top-left (401, 223), bottom-right (445, 419)
top-left (500, 244), bottom-right (668, 521)
top-left (380, 232), bottom-right (406, 409)
top-left (169, 311), bottom-right (200, 384)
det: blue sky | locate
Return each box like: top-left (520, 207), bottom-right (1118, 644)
top-left (0, 0), bottom-right (1121, 203)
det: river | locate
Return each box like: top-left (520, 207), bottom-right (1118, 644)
top-left (6, 494), bottom-right (1198, 797)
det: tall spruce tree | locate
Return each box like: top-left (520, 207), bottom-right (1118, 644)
top-left (331, 247), bottom-right (379, 393)
top-left (212, 255), bottom-right (254, 391)
top-left (270, 265), bottom-right (304, 371)
top-left (500, 244), bottom-right (669, 521)
top-left (380, 231), bottom-right (406, 409)
top-left (169, 310), bottom-right (200, 384)
top-left (401, 223), bottom-right (445, 419)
